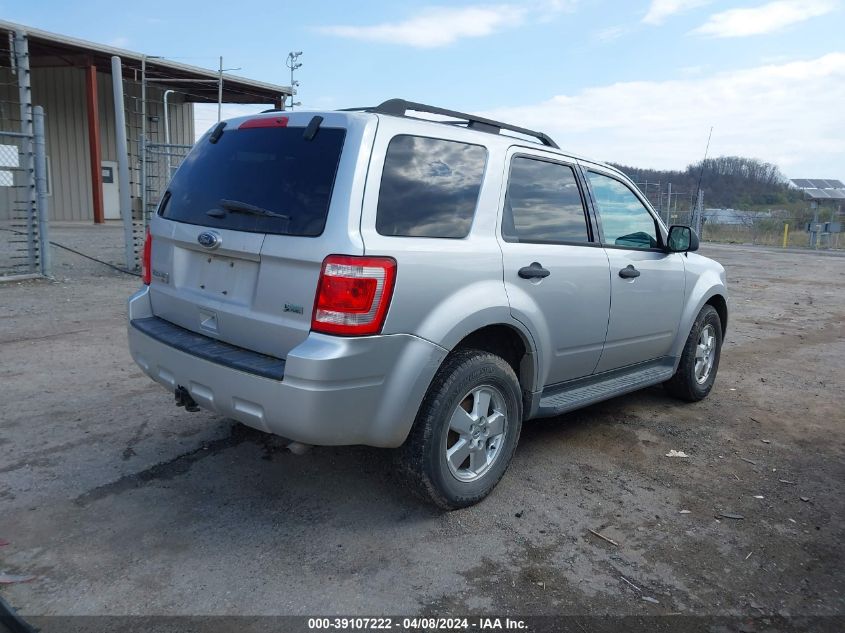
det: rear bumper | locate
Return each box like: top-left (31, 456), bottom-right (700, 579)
top-left (127, 287), bottom-right (447, 447)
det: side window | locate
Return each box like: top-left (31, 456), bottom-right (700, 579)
top-left (587, 171), bottom-right (659, 250)
top-left (376, 135), bottom-right (487, 238)
top-left (503, 157), bottom-right (590, 244)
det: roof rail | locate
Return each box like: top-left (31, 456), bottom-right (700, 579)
top-left (343, 98), bottom-right (559, 149)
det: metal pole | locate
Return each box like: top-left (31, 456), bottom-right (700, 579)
top-left (666, 183), bottom-right (672, 225)
top-left (111, 56), bottom-right (135, 270)
top-left (286, 51), bottom-right (302, 110)
top-left (13, 30), bottom-right (37, 273)
top-left (217, 56), bottom-right (223, 122)
top-left (140, 55), bottom-right (147, 225)
top-left (33, 106), bottom-right (51, 277)
top-left (163, 89), bottom-right (174, 178)
top-left (85, 63), bottom-right (105, 223)
top-left (656, 181), bottom-right (661, 215)
top-left (163, 89), bottom-right (174, 144)
top-left (139, 134), bottom-right (147, 224)
top-left (696, 189), bottom-right (704, 234)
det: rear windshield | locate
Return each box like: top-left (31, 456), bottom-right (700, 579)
top-left (159, 125), bottom-right (346, 236)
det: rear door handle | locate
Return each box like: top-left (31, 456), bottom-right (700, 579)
top-left (518, 262), bottom-right (551, 279)
top-left (619, 264), bottom-right (641, 279)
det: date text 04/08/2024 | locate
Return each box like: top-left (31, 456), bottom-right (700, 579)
top-left (306, 617), bottom-right (528, 630)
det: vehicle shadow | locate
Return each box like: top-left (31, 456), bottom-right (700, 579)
top-left (65, 385), bottom-right (687, 546)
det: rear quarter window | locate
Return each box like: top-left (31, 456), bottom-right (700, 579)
top-left (376, 135), bottom-right (487, 238)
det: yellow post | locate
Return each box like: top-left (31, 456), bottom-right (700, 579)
top-left (782, 223), bottom-right (789, 248)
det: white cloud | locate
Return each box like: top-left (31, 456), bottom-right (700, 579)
top-left (480, 53), bottom-right (845, 177)
top-left (693, 0), bottom-right (837, 37)
top-left (595, 25), bottom-right (627, 41)
top-left (643, 0), bottom-right (710, 25)
top-left (317, 2), bottom-right (576, 48)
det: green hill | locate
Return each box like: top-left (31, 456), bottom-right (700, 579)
top-left (609, 156), bottom-right (804, 210)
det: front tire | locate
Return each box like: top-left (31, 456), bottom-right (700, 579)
top-left (399, 349), bottom-right (523, 510)
top-left (664, 304), bottom-right (723, 401)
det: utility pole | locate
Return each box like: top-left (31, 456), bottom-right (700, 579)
top-left (217, 56), bottom-right (223, 122)
top-left (286, 51), bottom-right (302, 110)
top-left (216, 57), bottom-right (242, 122)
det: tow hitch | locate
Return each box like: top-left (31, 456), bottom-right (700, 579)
top-left (175, 385), bottom-right (199, 412)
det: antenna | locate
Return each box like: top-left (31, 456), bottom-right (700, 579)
top-left (692, 126), bottom-right (713, 231)
top-left (693, 126), bottom-right (713, 207)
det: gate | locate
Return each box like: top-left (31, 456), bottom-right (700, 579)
top-left (0, 113), bottom-right (48, 280)
top-left (134, 141), bottom-right (192, 264)
top-left (0, 130), bottom-right (37, 279)
top-left (1, 30), bottom-right (49, 281)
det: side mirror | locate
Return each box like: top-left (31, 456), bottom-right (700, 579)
top-left (667, 225), bottom-right (699, 253)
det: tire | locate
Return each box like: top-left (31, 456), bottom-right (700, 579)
top-left (398, 349), bottom-right (523, 510)
top-left (664, 304), bottom-right (723, 402)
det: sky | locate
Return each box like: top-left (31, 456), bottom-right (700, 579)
top-left (6, 0), bottom-right (845, 178)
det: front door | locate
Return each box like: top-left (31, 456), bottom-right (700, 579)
top-left (498, 152), bottom-right (611, 386)
top-left (583, 167), bottom-right (685, 373)
top-left (101, 161), bottom-right (121, 220)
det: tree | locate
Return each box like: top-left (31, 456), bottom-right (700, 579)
top-left (608, 156), bottom-right (801, 208)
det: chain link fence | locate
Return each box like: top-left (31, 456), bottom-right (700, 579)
top-left (143, 142), bottom-right (191, 220)
top-left (699, 209), bottom-right (843, 249)
top-left (131, 142), bottom-right (192, 264)
top-left (0, 131), bottom-right (38, 278)
top-left (635, 180), bottom-right (843, 250)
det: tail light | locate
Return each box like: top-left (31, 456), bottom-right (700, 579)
top-left (311, 255), bottom-right (397, 336)
top-left (142, 228), bottom-right (152, 285)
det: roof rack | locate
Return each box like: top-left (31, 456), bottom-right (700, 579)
top-left (342, 98), bottom-right (559, 149)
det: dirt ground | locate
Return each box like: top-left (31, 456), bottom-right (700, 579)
top-left (1, 226), bottom-right (843, 629)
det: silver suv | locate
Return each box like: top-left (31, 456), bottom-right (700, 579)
top-left (128, 99), bottom-right (728, 508)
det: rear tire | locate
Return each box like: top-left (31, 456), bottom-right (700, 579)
top-left (398, 349), bottom-right (522, 510)
top-left (664, 304), bottom-right (722, 402)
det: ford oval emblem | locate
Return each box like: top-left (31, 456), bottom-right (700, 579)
top-left (197, 231), bottom-right (221, 249)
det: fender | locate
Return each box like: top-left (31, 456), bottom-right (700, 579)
top-left (420, 280), bottom-right (540, 386)
top-left (670, 253), bottom-right (728, 364)
top-left (408, 279), bottom-right (540, 382)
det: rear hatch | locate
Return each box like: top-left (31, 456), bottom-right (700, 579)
top-left (148, 112), bottom-right (369, 359)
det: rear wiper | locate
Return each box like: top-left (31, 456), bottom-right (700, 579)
top-left (209, 199), bottom-right (290, 222)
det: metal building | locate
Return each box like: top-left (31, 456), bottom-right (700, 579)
top-left (0, 20), bottom-right (291, 226)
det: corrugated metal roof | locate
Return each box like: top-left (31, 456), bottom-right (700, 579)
top-left (0, 20), bottom-right (292, 104)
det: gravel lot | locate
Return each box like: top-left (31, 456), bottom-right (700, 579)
top-left (1, 226), bottom-right (843, 629)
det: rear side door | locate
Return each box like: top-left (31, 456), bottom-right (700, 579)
top-left (582, 167), bottom-right (685, 373)
top-left (498, 151), bottom-right (611, 386)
